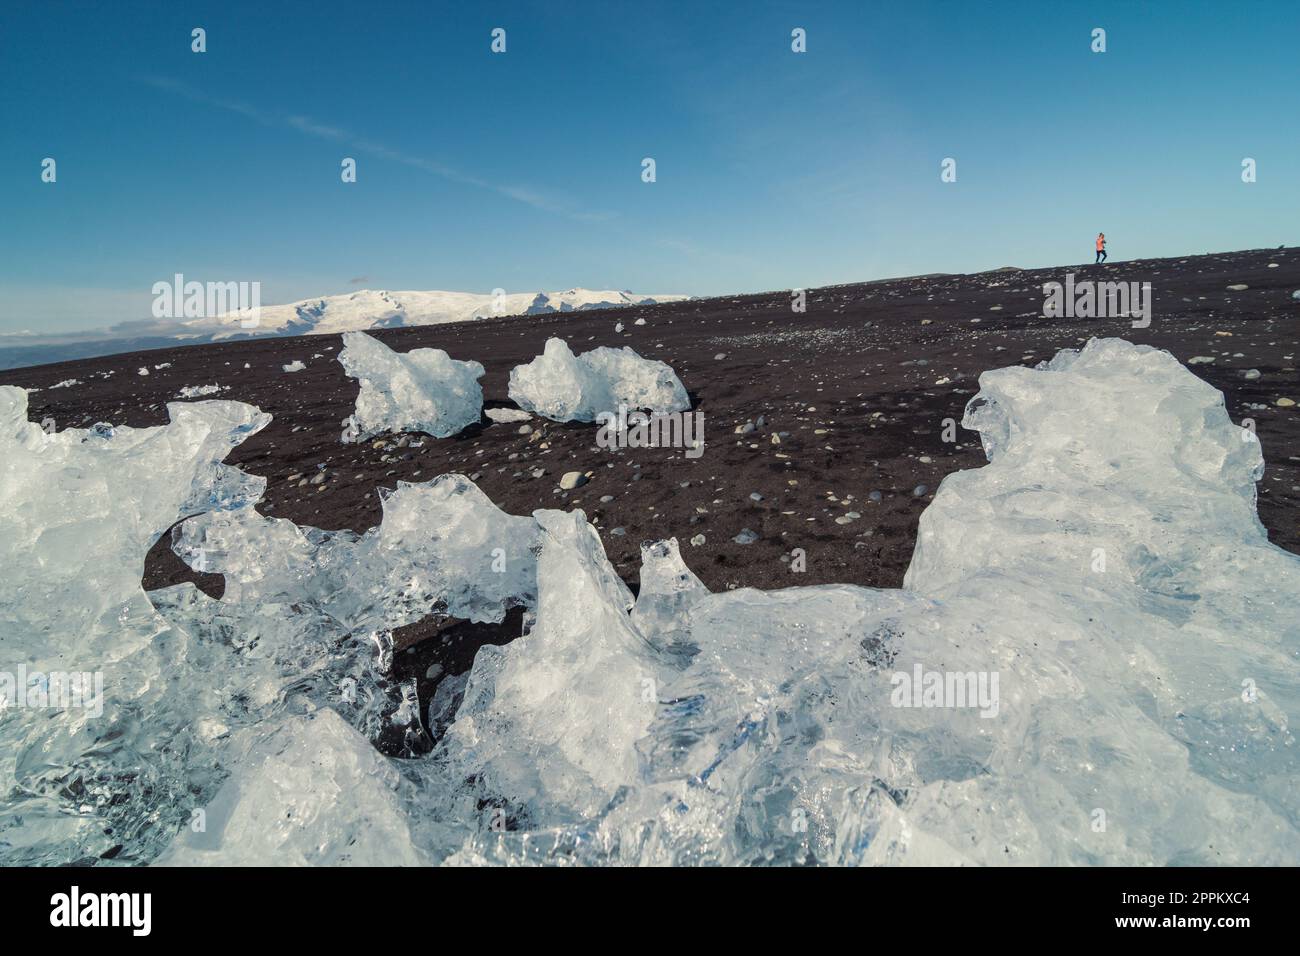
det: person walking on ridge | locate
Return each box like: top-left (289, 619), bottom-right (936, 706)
top-left (1095, 233), bottom-right (1107, 263)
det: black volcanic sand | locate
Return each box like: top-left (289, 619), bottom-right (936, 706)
top-left (6, 247), bottom-right (1299, 725)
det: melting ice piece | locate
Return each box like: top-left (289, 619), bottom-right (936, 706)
top-left (177, 384), bottom-right (224, 398)
top-left (0, 388), bottom-right (270, 864)
top-left (0, 389), bottom-right (269, 660)
top-left (440, 509), bottom-right (650, 826)
top-left (435, 339), bottom-right (1300, 866)
top-left (338, 331), bottom-right (484, 442)
top-left (7, 336), bottom-right (1297, 867)
top-left (484, 406), bottom-right (532, 424)
top-left (629, 538), bottom-right (709, 657)
top-left (907, 337), bottom-right (1271, 598)
top-left (507, 337), bottom-right (689, 422)
top-left (155, 709), bottom-right (425, 866)
top-left (174, 474), bottom-right (538, 628)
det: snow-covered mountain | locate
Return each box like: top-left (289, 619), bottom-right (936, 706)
top-left (0, 288), bottom-right (690, 369)
top-left (186, 288), bottom-right (689, 339)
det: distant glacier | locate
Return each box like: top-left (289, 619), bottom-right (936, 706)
top-left (0, 288), bottom-right (688, 370)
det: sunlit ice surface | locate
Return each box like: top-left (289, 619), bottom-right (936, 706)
top-left (1, 339), bottom-right (1295, 866)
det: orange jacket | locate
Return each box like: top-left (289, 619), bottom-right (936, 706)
top-left (1096, 235), bottom-right (1106, 251)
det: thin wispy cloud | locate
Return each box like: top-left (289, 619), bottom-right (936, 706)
top-left (140, 76), bottom-right (614, 223)
top-left (286, 115), bottom-right (349, 140)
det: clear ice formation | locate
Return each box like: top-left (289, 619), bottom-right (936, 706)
top-left (155, 709), bottom-right (425, 866)
top-left (507, 336), bottom-right (691, 422)
top-left (338, 331), bottom-right (485, 442)
top-left (0, 389), bottom-right (270, 863)
top-left (177, 384), bottom-right (224, 398)
top-left (172, 473), bottom-right (538, 629)
top-left (2, 338), bottom-right (1297, 867)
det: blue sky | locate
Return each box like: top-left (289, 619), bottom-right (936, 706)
top-left (1, 0), bottom-right (1297, 334)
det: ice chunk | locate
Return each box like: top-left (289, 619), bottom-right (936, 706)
top-left (508, 337), bottom-right (689, 422)
top-left (629, 538), bottom-right (708, 657)
top-left (0, 389), bottom-right (269, 660)
top-left (177, 384), bottom-right (224, 398)
top-left (0, 459), bottom-right (538, 864)
top-left (440, 510), bottom-right (649, 826)
top-left (0, 388), bottom-right (270, 863)
top-left (174, 474), bottom-right (537, 628)
top-left (907, 338), bottom-right (1271, 598)
top-left (433, 339), bottom-right (1300, 866)
top-left (5, 337), bottom-right (1298, 867)
top-left (338, 331), bottom-right (484, 441)
top-left (155, 709), bottom-right (425, 866)
top-left (484, 406), bottom-right (532, 424)
top-left (282, 360), bottom-right (306, 372)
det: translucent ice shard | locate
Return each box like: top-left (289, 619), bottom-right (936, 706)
top-left (906, 337), bottom-right (1271, 598)
top-left (630, 538), bottom-right (709, 658)
top-left (0, 389), bottom-right (269, 661)
top-left (439, 510), bottom-right (650, 828)
top-left (173, 474), bottom-right (537, 628)
top-left (163, 473), bottom-right (544, 776)
top-left (338, 330), bottom-right (484, 442)
top-left (176, 384), bottom-right (224, 398)
top-left (507, 337), bottom-right (690, 422)
top-left (0, 389), bottom-right (270, 864)
top-left (5, 337), bottom-right (1298, 867)
top-left (432, 339), bottom-right (1300, 866)
top-left (155, 709), bottom-right (426, 866)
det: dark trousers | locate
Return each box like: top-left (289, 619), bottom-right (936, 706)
top-left (1095, 249), bottom-right (1107, 262)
